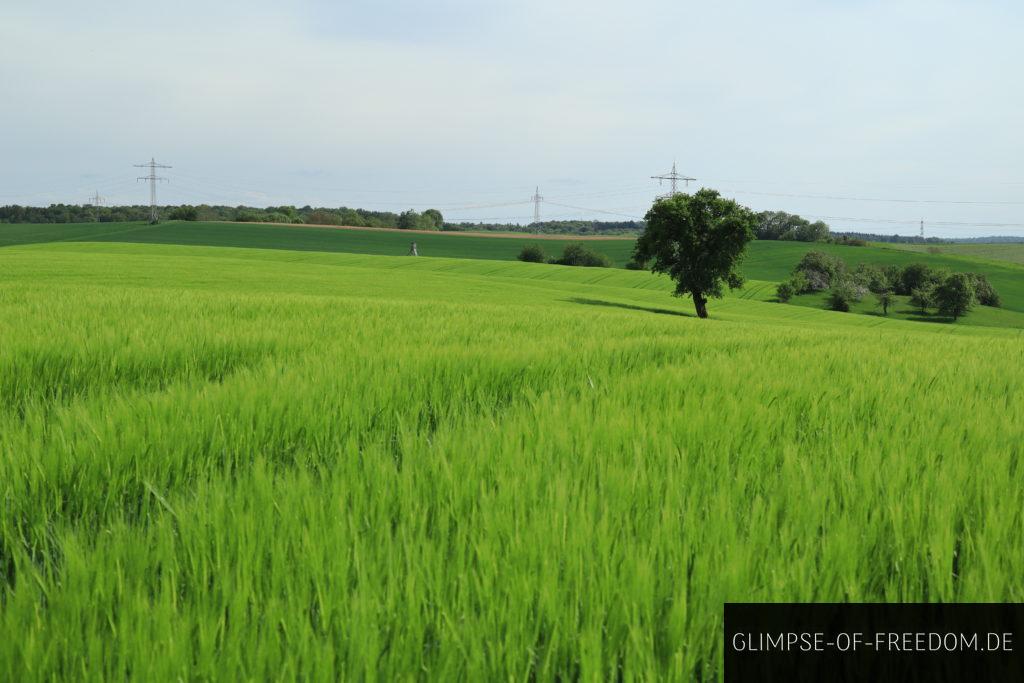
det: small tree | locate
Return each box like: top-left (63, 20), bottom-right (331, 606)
top-left (634, 189), bottom-right (756, 318)
top-left (518, 244), bottom-right (546, 263)
top-left (909, 287), bottom-right (933, 314)
top-left (827, 277), bottom-right (864, 312)
top-left (934, 273), bottom-right (976, 320)
top-left (875, 290), bottom-right (895, 316)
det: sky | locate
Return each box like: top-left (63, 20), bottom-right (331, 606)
top-left (2, 0), bottom-right (1023, 237)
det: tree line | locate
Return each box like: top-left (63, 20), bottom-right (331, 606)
top-left (0, 204), bottom-right (447, 229)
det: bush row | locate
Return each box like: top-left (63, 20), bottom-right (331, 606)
top-left (775, 251), bottom-right (1000, 320)
top-left (517, 243), bottom-right (612, 268)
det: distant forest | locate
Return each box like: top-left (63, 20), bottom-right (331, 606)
top-left (832, 231), bottom-right (947, 245)
top-left (2, 203), bottom-right (1014, 243)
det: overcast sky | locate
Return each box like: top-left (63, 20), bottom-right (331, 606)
top-left (2, 0), bottom-right (1023, 236)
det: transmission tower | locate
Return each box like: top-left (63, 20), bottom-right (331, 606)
top-left (87, 191), bottom-right (105, 222)
top-left (920, 219), bottom-right (924, 241)
top-left (531, 186), bottom-right (544, 224)
top-left (651, 161), bottom-right (695, 198)
top-left (134, 157), bottom-right (171, 223)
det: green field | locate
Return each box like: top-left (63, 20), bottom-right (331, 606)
top-left (0, 220), bottom-right (642, 265)
top-left (5, 221), bottom-right (1024, 321)
top-left (890, 242), bottom-right (1024, 266)
top-left (2, 227), bottom-right (1024, 679)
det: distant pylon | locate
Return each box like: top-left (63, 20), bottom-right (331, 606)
top-left (134, 157), bottom-right (171, 223)
top-left (920, 219), bottom-right (924, 240)
top-left (531, 186), bottom-right (544, 223)
top-left (651, 161), bottom-right (695, 198)
top-left (87, 190), bottom-right (105, 222)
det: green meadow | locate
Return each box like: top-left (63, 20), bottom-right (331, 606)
top-left (1, 225), bottom-right (1023, 680)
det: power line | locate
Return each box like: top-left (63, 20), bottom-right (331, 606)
top-left (720, 187), bottom-right (1024, 206)
top-left (134, 158), bottom-right (171, 223)
top-left (543, 200), bottom-right (644, 220)
top-left (807, 214), bottom-right (1024, 229)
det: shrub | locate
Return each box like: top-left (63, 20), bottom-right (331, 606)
top-left (775, 281), bottom-right (796, 302)
top-left (827, 289), bottom-right (852, 312)
top-left (625, 258), bottom-right (646, 270)
top-left (793, 251), bottom-right (845, 291)
top-left (829, 235), bottom-right (868, 246)
top-left (553, 243), bottom-right (612, 268)
top-left (788, 272), bottom-right (810, 294)
top-left (518, 244), bottom-right (546, 263)
top-left (966, 273), bottom-right (1000, 307)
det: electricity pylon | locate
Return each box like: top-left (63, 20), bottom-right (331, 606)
top-left (651, 161), bottom-right (695, 198)
top-left (134, 158), bottom-right (171, 223)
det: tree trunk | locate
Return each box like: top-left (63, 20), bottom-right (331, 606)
top-left (692, 291), bottom-right (709, 319)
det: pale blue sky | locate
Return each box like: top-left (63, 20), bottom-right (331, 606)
top-left (2, 0), bottom-right (1023, 235)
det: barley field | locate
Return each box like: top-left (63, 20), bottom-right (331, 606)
top-left (2, 239), bottom-right (1023, 680)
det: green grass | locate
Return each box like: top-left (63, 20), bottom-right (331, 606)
top-left (1, 240), bottom-right (1023, 680)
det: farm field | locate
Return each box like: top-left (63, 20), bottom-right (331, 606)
top-left (890, 242), bottom-right (1024, 266)
top-left (0, 220), bottom-right (642, 266)
top-left (6, 221), bottom-right (1024, 328)
top-left (1, 237), bottom-right (1023, 679)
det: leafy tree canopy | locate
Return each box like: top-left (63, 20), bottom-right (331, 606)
top-left (755, 211), bottom-right (830, 242)
top-left (934, 273), bottom-right (976, 320)
top-left (634, 189), bottom-right (756, 318)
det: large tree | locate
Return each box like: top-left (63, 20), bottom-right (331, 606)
top-left (634, 189), bottom-right (756, 318)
